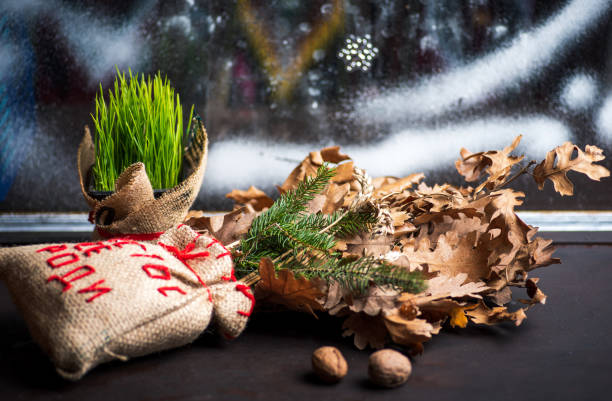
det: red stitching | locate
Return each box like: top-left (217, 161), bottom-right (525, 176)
top-left (223, 332), bottom-right (236, 340)
top-left (47, 265), bottom-right (96, 292)
top-left (158, 242), bottom-right (210, 261)
top-left (221, 269), bottom-right (237, 282)
top-left (47, 253), bottom-right (79, 269)
top-left (131, 253), bottom-right (164, 260)
top-left (77, 279), bottom-right (112, 303)
top-left (206, 238), bottom-right (230, 253)
top-left (216, 251), bottom-right (232, 259)
top-left (177, 223), bottom-right (186, 229)
top-left (142, 264), bottom-right (171, 280)
top-left (97, 228), bottom-right (164, 241)
top-left (74, 242), bottom-right (96, 250)
top-left (235, 284), bottom-right (255, 317)
top-left (75, 242), bottom-right (113, 257)
top-left (107, 239), bottom-right (147, 251)
top-left (158, 286), bottom-right (186, 296)
top-left (158, 241), bottom-right (213, 302)
top-left (37, 244), bottom-right (68, 254)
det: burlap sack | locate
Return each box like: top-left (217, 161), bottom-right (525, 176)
top-left (78, 117), bottom-right (208, 239)
top-left (0, 224), bottom-right (253, 380)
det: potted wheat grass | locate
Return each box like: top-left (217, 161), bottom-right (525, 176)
top-left (89, 68), bottom-right (194, 199)
top-left (77, 68), bottom-right (208, 238)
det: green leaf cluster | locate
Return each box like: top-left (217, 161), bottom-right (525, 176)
top-left (91, 68), bottom-right (194, 191)
top-left (234, 164), bottom-right (425, 294)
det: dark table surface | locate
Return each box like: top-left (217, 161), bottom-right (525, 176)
top-left (1, 240), bottom-right (611, 401)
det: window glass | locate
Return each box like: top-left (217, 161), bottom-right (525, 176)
top-left (1, 0), bottom-right (610, 211)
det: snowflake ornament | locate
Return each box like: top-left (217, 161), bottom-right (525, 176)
top-left (338, 34), bottom-right (379, 72)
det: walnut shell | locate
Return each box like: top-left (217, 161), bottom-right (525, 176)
top-left (368, 349), bottom-right (412, 388)
top-left (311, 346), bottom-right (348, 383)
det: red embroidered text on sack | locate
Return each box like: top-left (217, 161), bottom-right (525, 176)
top-left (158, 238), bottom-right (213, 302)
top-left (37, 239), bottom-right (150, 303)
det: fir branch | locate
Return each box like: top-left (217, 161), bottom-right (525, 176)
top-left (240, 164), bottom-right (336, 256)
top-left (280, 251), bottom-right (425, 294)
top-left (232, 163), bottom-right (425, 295)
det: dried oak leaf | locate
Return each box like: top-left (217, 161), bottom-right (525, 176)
top-left (320, 146), bottom-right (352, 164)
top-left (383, 314), bottom-right (438, 351)
top-left (183, 206), bottom-right (258, 245)
top-left (279, 146), bottom-right (351, 193)
top-left (483, 189), bottom-right (532, 269)
top-left (412, 207), bottom-right (482, 226)
top-left (415, 214), bottom-right (488, 246)
top-left (448, 304), bottom-right (478, 328)
top-left (308, 182), bottom-right (351, 215)
top-left (323, 280), bottom-right (400, 317)
top-left (487, 286), bottom-right (513, 306)
top-left (342, 313), bottom-right (388, 350)
top-left (185, 210), bottom-right (205, 219)
top-left (413, 272), bottom-right (489, 301)
top-left (465, 300), bottom-right (527, 326)
top-left (455, 135), bottom-right (524, 188)
top-left (226, 186), bottom-right (274, 211)
top-left (322, 280), bottom-right (350, 314)
top-left (372, 173), bottom-right (425, 198)
top-left (519, 278), bottom-right (547, 305)
top-left (348, 285), bottom-right (400, 316)
top-left (393, 273), bottom-right (487, 328)
top-left (533, 142), bottom-right (610, 196)
top-left (482, 190), bottom-right (559, 290)
top-left (527, 237), bottom-right (559, 270)
top-left (481, 189), bottom-right (559, 289)
top-left (415, 299), bottom-right (463, 325)
top-left (344, 234), bottom-right (393, 258)
top-left (332, 162), bottom-right (355, 184)
top-left (400, 231), bottom-right (492, 283)
top-left (256, 258), bottom-right (326, 314)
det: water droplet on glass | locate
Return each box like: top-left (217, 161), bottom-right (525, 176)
top-left (299, 22), bottom-right (311, 33)
top-left (308, 71), bottom-right (320, 81)
top-left (308, 87), bottom-right (321, 96)
top-left (313, 49), bottom-right (325, 61)
top-left (321, 3), bottom-right (333, 15)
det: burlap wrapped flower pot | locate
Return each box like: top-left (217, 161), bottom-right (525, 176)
top-left (0, 224), bottom-right (254, 380)
top-left (78, 117), bottom-right (208, 240)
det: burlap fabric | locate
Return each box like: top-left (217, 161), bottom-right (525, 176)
top-left (78, 117), bottom-right (208, 239)
top-left (0, 224), bottom-right (253, 380)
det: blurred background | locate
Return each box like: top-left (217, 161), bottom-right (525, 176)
top-left (0, 0), bottom-right (611, 212)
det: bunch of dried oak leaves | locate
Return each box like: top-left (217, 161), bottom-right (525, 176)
top-left (185, 136), bottom-right (609, 353)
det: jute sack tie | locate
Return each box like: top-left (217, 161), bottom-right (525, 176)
top-left (78, 117), bottom-right (208, 239)
top-left (0, 224), bottom-right (253, 380)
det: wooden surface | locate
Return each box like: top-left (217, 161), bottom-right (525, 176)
top-left (1, 241), bottom-right (611, 401)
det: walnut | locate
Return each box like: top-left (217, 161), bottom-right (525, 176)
top-left (368, 349), bottom-right (412, 388)
top-left (311, 346), bottom-right (348, 383)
